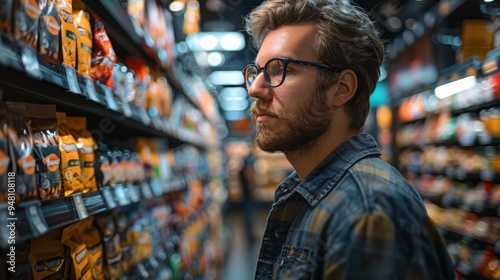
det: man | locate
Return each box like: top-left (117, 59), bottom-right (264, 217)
top-left (242, 0), bottom-right (456, 279)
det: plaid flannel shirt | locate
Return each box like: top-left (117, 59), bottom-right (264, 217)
top-left (254, 132), bottom-right (455, 280)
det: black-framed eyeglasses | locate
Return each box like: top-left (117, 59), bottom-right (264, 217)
top-left (242, 57), bottom-right (335, 89)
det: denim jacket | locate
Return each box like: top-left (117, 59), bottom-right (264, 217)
top-left (254, 132), bottom-right (455, 280)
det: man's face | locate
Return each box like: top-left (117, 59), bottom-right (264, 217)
top-left (249, 23), bottom-right (332, 153)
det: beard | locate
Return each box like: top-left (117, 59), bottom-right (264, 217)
top-left (250, 88), bottom-right (332, 153)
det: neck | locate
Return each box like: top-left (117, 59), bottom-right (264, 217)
top-left (285, 126), bottom-right (359, 180)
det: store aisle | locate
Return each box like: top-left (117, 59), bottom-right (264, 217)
top-left (223, 205), bottom-right (269, 280)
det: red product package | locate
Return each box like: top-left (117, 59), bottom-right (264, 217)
top-left (90, 14), bottom-right (116, 88)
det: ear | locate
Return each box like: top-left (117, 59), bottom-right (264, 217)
top-left (330, 69), bottom-right (357, 107)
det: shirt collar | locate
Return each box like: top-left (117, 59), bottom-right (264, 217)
top-left (276, 132), bottom-right (381, 206)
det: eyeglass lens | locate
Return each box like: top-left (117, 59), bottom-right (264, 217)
top-left (245, 59), bottom-right (286, 88)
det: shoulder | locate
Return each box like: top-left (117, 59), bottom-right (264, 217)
top-left (317, 156), bottom-right (427, 233)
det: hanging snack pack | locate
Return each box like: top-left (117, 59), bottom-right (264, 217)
top-left (38, 0), bottom-right (60, 60)
top-left (66, 116), bottom-right (97, 192)
top-left (73, 0), bottom-right (92, 76)
top-left (77, 217), bottom-right (104, 279)
top-left (61, 221), bottom-right (92, 280)
top-left (55, 0), bottom-right (78, 68)
top-left (95, 211), bottom-right (125, 279)
top-left (0, 0), bottom-right (14, 34)
top-left (14, 0), bottom-right (42, 47)
top-left (56, 112), bottom-right (84, 196)
top-left (30, 103), bottom-right (62, 200)
top-left (30, 229), bottom-right (67, 280)
top-left (90, 14), bottom-right (116, 88)
top-left (5, 102), bottom-right (40, 201)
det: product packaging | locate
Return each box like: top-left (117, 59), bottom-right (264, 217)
top-left (0, 0), bottom-right (14, 34)
top-left (95, 211), bottom-right (125, 279)
top-left (77, 216), bottom-right (104, 279)
top-left (55, 0), bottom-right (78, 68)
top-left (125, 57), bottom-right (151, 109)
top-left (5, 102), bottom-right (41, 201)
top-left (61, 221), bottom-right (92, 279)
top-left (38, 0), bottom-right (60, 61)
top-left (30, 229), bottom-right (67, 280)
top-left (94, 142), bottom-right (111, 188)
top-left (66, 116), bottom-right (97, 192)
top-left (56, 112), bottom-right (84, 196)
top-left (90, 14), bottom-right (116, 88)
top-left (31, 104), bottom-right (62, 200)
top-left (14, 0), bottom-right (42, 47)
top-left (73, 0), bottom-right (92, 76)
top-left (127, 0), bottom-right (145, 36)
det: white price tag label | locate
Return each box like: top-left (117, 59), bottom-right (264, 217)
top-left (150, 178), bottom-right (163, 197)
top-left (85, 76), bottom-right (100, 102)
top-left (100, 84), bottom-right (119, 111)
top-left (20, 45), bottom-right (42, 80)
top-left (26, 204), bottom-right (48, 237)
top-left (114, 185), bottom-right (130, 206)
top-left (71, 193), bottom-right (88, 220)
top-left (137, 263), bottom-right (149, 279)
top-left (148, 256), bottom-right (159, 269)
top-left (139, 108), bottom-right (151, 125)
top-left (141, 182), bottom-right (153, 199)
top-left (121, 100), bottom-right (132, 118)
top-left (63, 64), bottom-right (81, 94)
top-left (128, 185), bottom-right (140, 203)
top-left (101, 187), bottom-right (117, 209)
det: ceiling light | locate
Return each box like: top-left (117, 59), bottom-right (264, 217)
top-left (220, 34), bottom-right (244, 51)
top-left (434, 76), bottom-right (477, 99)
top-left (169, 1), bottom-right (185, 12)
top-left (209, 71), bottom-right (244, 86)
top-left (207, 52), bottom-right (225, 67)
top-left (200, 35), bottom-right (218, 50)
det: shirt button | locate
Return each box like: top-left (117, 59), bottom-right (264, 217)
top-left (274, 229), bottom-right (279, 238)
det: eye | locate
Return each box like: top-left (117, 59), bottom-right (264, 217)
top-left (267, 59), bottom-right (284, 77)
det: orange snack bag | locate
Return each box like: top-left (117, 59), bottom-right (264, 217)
top-left (90, 14), bottom-right (117, 88)
top-left (73, 1), bottom-right (92, 76)
top-left (61, 221), bottom-right (93, 280)
top-left (56, 112), bottom-right (84, 196)
top-left (67, 116), bottom-right (97, 192)
top-left (30, 229), bottom-right (68, 280)
top-left (55, 0), bottom-right (78, 67)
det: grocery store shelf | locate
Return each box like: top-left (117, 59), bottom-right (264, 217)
top-left (0, 171), bottom-right (209, 248)
top-left (0, 34), bottom-right (208, 149)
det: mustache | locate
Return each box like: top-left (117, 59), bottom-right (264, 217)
top-left (250, 100), bottom-right (276, 116)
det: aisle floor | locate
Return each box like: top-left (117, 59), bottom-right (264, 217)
top-left (222, 206), bottom-right (269, 280)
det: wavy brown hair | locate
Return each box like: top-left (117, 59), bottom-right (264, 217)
top-left (245, 0), bottom-right (384, 130)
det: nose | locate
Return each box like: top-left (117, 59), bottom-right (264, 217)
top-left (247, 72), bottom-right (272, 101)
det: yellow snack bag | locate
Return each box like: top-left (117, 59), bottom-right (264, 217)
top-left (61, 221), bottom-right (92, 280)
top-left (77, 217), bottom-right (104, 280)
top-left (56, 112), bottom-right (84, 196)
top-left (67, 116), bottom-right (97, 192)
top-left (73, 6), bottom-right (92, 76)
top-left (30, 229), bottom-right (67, 280)
top-left (55, 0), bottom-right (78, 67)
